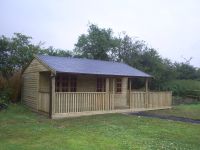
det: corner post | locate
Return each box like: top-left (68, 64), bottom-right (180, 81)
top-left (49, 73), bottom-right (55, 119)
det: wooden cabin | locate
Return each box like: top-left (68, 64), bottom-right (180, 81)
top-left (21, 55), bottom-right (172, 119)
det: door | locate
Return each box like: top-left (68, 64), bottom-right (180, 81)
top-left (38, 72), bottom-right (51, 113)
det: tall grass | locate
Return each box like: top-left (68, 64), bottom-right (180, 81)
top-left (0, 71), bottom-right (21, 102)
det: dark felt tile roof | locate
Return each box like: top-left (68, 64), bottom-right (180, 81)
top-left (36, 55), bottom-right (151, 77)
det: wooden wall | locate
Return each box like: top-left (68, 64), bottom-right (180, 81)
top-left (77, 76), bottom-right (128, 93)
top-left (76, 76), bottom-right (129, 108)
top-left (77, 75), bottom-right (96, 92)
top-left (65, 76), bottom-right (129, 108)
top-left (22, 58), bottom-right (49, 111)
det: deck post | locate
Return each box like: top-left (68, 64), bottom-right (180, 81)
top-left (106, 78), bottom-right (109, 93)
top-left (112, 78), bottom-right (115, 109)
top-left (129, 78), bottom-right (132, 109)
top-left (145, 78), bottom-right (149, 92)
top-left (49, 73), bottom-right (55, 119)
top-left (145, 78), bottom-right (149, 108)
top-left (106, 78), bottom-right (109, 110)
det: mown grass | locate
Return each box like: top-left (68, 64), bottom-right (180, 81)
top-left (0, 104), bottom-right (200, 150)
top-left (148, 103), bottom-right (200, 120)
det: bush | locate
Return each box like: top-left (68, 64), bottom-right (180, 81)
top-left (0, 87), bottom-right (12, 104)
top-left (162, 80), bottom-right (200, 97)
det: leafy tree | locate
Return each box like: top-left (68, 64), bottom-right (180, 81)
top-left (110, 33), bottom-right (145, 66)
top-left (42, 46), bottom-right (73, 57)
top-left (0, 33), bottom-right (42, 79)
top-left (74, 24), bottom-right (119, 60)
top-left (174, 62), bottom-right (198, 80)
top-left (0, 33), bottom-right (73, 79)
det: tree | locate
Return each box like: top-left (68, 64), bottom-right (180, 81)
top-left (110, 33), bottom-right (145, 66)
top-left (0, 33), bottom-right (73, 79)
top-left (0, 33), bottom-right (43, 79)
top-left (74, 24), bottom-right (119, 60)
top-left (174, 62), bottom-right (198, 80)
top-left (42, 46), bottom-right (73, 57)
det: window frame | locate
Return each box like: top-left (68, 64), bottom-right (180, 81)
top-left (70, 76), bottom-right (77, 92)
top-left (55, 74), bottom-right (77, 92)
top-left (96, 77), bottom-right (106, 92)
top-left (116, 78), bottom-right (122, 93)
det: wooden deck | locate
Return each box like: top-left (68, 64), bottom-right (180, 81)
top-left (38, 92), bottom-right (172, 118)
top-left (52, 107), bottom-right (171, 119)
top-left (38, 91), bottom-right (172, 118)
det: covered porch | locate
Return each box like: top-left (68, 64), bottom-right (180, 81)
top-left (38, 72), bottom-right (172, 118)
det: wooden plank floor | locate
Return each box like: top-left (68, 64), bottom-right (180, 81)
top-left (52, 106), bottom-right (171, 119)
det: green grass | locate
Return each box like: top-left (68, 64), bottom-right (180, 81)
top-left (0, 104), bottom-right (200, 150)
top-left (148, 103), bottom-right (200, 120)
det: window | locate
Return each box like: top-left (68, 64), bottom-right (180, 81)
top-left (55, 75), bottom-right (76, 92)
top-left (116, 78), bottom-right (122, 93)
top-left (96, 77), bottom-right (106, 92)
top-left (62, 76), bottom-right (69, 92)
top-left (70, 76), bottom-right (77, 92)
top-left (55, 75), bottom-right (61, 92)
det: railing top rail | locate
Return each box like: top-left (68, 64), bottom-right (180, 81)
top-left (131, 91), bottom-right (172, 93)
top-left (148, 91), bottom-right (172, 94)
top-left (55, 92), bottom-right (107, 94)
top-left (39, 91), bottom-right (50, 93)
top-left (131, 91), bottom-right (146, 93)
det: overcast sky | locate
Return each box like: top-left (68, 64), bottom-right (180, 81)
top-left (1, 0), bottom-right (200, 67)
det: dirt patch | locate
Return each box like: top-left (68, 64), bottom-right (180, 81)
top-left (128, 112), bottom-right (200, 124)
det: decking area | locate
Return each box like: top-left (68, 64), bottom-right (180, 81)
top-left (38, 91), bottom-right (172, 118)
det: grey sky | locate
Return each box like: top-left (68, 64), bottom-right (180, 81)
top-left (1, 0), bottom-right (200, 67)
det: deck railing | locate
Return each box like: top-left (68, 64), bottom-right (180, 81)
top-left (49, 91), bottom-right (172, 115)
top-left (130, 91), bottom-right (172, 109)
top-left (54, 92), bottom-right (114, 113)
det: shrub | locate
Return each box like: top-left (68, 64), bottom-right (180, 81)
top-left (162, 80), bottom-right (200, 97)
top-left (0, 87), bottom-right (12, 104)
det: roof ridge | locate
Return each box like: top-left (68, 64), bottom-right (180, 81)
top-left (37, 54), bottom-right (125, 65)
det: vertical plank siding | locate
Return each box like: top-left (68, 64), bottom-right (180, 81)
top-left (38, 92), bottom-right (50, 112)
top-left (54, 92), bottom-right (114, 114)
top-left (130, 91), bottom-right (172, 109)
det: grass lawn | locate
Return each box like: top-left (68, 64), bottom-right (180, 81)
top-left (0, 104), bottom-right (200, 150)
top-left (148, 103), bottom-right (200, 120)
